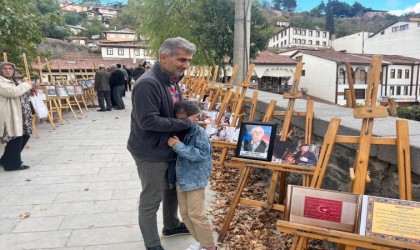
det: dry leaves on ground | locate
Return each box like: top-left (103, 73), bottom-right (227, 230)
top-left (209, 149), bottom-right (326, 250)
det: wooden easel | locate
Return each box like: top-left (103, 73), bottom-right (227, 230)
top-left (57, 61), bottom-right (84, 116)
top-left (276, 55), bottom-right (413, 249)
top-left (208, 64), bottom-right (239, 111)
top-left (36, 56), bottom-right (56, 129)
top-left (22, 53), bottom-right (40, 139)
top-left (70, 68), bottom-right (89, 111)
top-left (77, 63), bottom-right (96, 107)
top-left (217, 62), bottom-right (319, 242)
top-left (44, 59), bottom-right (65, 125)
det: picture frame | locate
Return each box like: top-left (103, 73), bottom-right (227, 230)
top-left (55, 85), bottom-right (69, 98)
top-left (235, 121), bottom-right (277, 161)
top-left (35, 87), bottom-right (47, 101)
top-left (271, 140), bottom-right (320, 167)
top-left (65, 85), bottom-right (76, 96)
top-left (198, 110), bottom-right (218, 124)
top-left (85, 80), bottom-right (93, 88)
top-left (205, 125), bottom-right (239, 142)
top-left (284, 185), bottom-right (362, 233)
top-left (44, 85), bottom-right (57, 98)
top-left (74, 85), bottom-right (84, 95)
top-left (79, 80), bottom-right (88, 89)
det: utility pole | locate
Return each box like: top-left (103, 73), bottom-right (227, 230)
top-left (233, 0), bottom-right (251, 85)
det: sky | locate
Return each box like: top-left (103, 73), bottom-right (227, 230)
top-left (99, 0), bottom-right (420, 16)
top-left (296, 0), bottom-right (420, 15)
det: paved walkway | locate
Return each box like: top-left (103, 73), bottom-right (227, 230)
top-left (0, 92), bottom-right (216, 250)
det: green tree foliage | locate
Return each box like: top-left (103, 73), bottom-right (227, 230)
top-left (272, 0), bottom-right (296, 12)
top-left (397, 106), bottom-right (420, 121)
top-left (310, 0), bottom-right (326, 16)
top-left (81, 19), bottom-right (103, 39)
top-left (33, 0), bottom-right (71, 40)
top-left (325, 0), bottom-right (335, 34)
top-left (63, 13), bottom-right (84, 26)
top-left (0, 0), bottom-right (44, 69)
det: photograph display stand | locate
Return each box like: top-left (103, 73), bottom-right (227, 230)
top-left (44, 58), bottom-right (65, 124)
top-left (276, 55), bottom-right (413, 249)
top-left (36, 56), bottom-right (56, 130)
top-left (57, 61), bottom-right (83, 117)
top-left (70, 68), bottom-right (89, 111)
top-left (218, 62), bottom-right (321, 242)
top-left (22, 53), bottom-right (40, 139)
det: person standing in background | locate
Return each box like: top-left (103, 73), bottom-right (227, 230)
top-left (123, 65), bottom-right (132, 92)
top-left (109, 64), bottom-right (125, 110)
top-left (94, 64), bottom-right (112, 112)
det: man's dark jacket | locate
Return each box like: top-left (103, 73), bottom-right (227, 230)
top-left (94, 70), bottom-right (111, 91)
top-left (127, 63), bottom-right (191, 161)
top-left (110, 70), bottom-right (125, 87)
top-left (243, 140), bottom-right (267, 153)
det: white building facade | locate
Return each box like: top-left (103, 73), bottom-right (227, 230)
top-left (364, 21), bottom-right (420, 59)
top-left (268, 26), bottom-right (331, 49)
top-left (289, 50), bottom-right (420, 106)
top-left (99, 44), bottom-right (150, 61)
top-left (332, 32), bottom-right (372, 53)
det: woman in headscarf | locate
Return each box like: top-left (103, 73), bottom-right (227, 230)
top-left (0, 61), bottom-right (34, 171)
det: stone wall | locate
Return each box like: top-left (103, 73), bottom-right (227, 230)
top-left (242, 89), bottom-right (420, 201)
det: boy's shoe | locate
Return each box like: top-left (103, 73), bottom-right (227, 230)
top-left (186, 241), bottom-right (201, 250)
top-left (162, 222), bottom-right (190, 237)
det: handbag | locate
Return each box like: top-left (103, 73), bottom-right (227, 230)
top-left (30, 95), bottom-right (49, 119)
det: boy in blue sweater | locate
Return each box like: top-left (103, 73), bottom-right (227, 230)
top-left (168, 100), bottom-right (216, 250)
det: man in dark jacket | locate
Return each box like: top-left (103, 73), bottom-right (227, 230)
top-left (127, 37), bottom-right (197, 250)
top-left (94, 64), bottom-right (111, 111)
top-left (109, 64), bottom-right (125, 110)
top-left (132, 61), bottom-right (146, 81)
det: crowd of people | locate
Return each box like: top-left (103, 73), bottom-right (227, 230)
top-left (94, 61), bottom-right (150, 112)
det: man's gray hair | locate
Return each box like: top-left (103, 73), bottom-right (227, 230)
top-left (251, 126), bottom-right (265, 134)
top-left (110, 64), bottom-right (118, 70)
top-left (98, 64), bottom-right (106, 70)
top-left (174, 100), bottom-right (200, 116)
top-left (159, 37), bottom-right (197, 57)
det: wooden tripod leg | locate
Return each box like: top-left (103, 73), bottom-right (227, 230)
top-left (73, 96), bottom-right (84, 115)
top-left (217, 147), bottom-right (229, 166)
top-left (46, 100), bottom-right (56, 129)
top-left (53, 99), bottom-right (64, 124)
top-left (396, 120), bottom-right (412, 200)
top-left (31, 115), bottom-right (40, 139)
top-left (290, 235), bottom-right (300, 250)
top-left (217, 165), bottom-right (251, 243)
top-left (267, 170), bottom-right (279, 206)
top-left (66, 98), bottom-right (78, 119)
top-left (80, 95), bottom-right (89, 111)
top-left (277, 172), bottom-right (287, 205)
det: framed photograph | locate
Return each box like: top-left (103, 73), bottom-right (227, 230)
top-left (65, 85), bottom-right (76, 96)
top-left (198, 110), bottom-right (218, 124)
top-left (284, 185), bottom-right (362, 233)
top-left (55, 85), bottom-right (69, 98)
top-left (79, 80), bottom-right (88, 89)
top-left (74, 85), bottom-right (84, 95)
top-left (35, 87), bottom-right (47, 101)
top-left (205, 125), bottom-right (239, 142)
top-left (271, 141), bottom-right (320, 167)
top-left (85, 80), bottom-right (93, 87)
top-left (235, 121), bottom-right (277, 161)
top-left (44, 85), bottom-right (57, 98)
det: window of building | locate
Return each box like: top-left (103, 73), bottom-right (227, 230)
top-left (281, 41), bottom-right (283, 47)
top-left (380, 31), bottom-right (385, 35)
top-left (121, 34), bottom-right (126, 38)
top-left (397, 69), bottom-right (402, 79)
top-left (293, 39), bottom-right (296, 43)
top-left (316, 31), bottom-right (320, 37)
top-left (280, 33), bottom-right (283, 38)
top-left (107, 48), bottom-right (113, 55)
top-left (293, 29), bottom-right (297, 34)
top-left (302, 30), bottom-right (306, 36)
top-left (284, 29), bottom-right (287, 35)
top-left (302, 39), bottom-right (306, 44)
top-left (308, 40), bottom-right (312, 45)
top-left (302, 70), bottom-right (306, 76)
top-left (389, 86), bottom-right (394, 95)
top-left (322, 41), bottom-right (326, 46)
top-left (297, 39), bottom-right (301, 43)
top-left (405, 69), bottom-right (410, 79)
top-left (396, 86), bottom-right (401, 95)
top-left (296, 56), bottom-right (303, 61)
top-left (323, 32), bottom-right (327, 38)
top-left (284, 40), bottom-right (287, 45)
top-left (355, 89), bottom-right (365, 99)
top-left (135, 49), bottom-right (140, 56)
top-left (392, 26), bottom-right (399, 32)
top-left (297, 29), bottom-right (301, 35)
top-left (316, 41), bottom-right (320, 45)
top-left (403, 86), bottom-right (408, 95)
top-left (118, 48), bottom-right (124, 56)
top-left (400, 24), bottom-right (408, 30)
top-left (309, 30), bottom-right (313, 36)
top-left (390, 69), bottom-right (395, 78)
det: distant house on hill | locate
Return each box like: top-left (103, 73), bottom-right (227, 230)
top-left (364, 21), bottom-right (420, 59)
top-left (103, 28), bottom-right (136, 42)
top-left (87, 5), bottom-right (118, 28)
top-left (67, 25), bottom-right (86, 35)
top-left (268, 26), bottom-right (331, 49)
top-left (363, 10), bottom-right (388, 18)
top-left (288, 49), bottom-right (419, 106)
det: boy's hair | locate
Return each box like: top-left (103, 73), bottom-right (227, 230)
top-left (174, 100), bottom-right (200, 116)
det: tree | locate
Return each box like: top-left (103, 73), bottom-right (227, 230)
top-left (0, 0), bottom-right (44, 69)
top-left (351, 1), bottom-right (365, 17)
top-left (272, 0), bottom-right (296, 12)
top-left (325, 0), bottom-right (335, 34)
top-left (310, 0), bottom-right (326, 16)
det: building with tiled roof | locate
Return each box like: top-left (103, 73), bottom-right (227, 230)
top-left (268, 26), bottom-right (331, 49)
top-left (248, 50), bottom-right (297, 92)
top-left (103, 28), bottom-right (136, 42)
top-left (288, 49), bottom-right (420, 106)
top-left (31, 53), bottom-right (146, 83)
